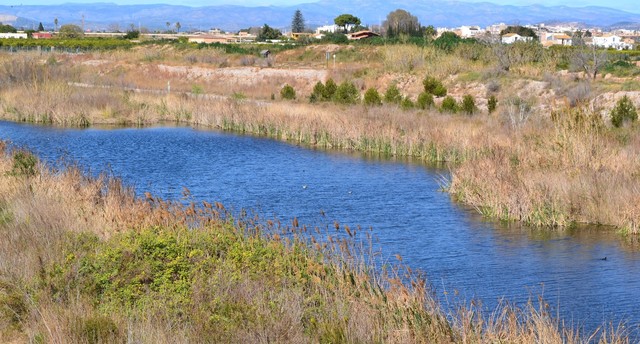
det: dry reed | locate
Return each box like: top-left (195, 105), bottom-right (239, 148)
top-left (0, 145), bottom-right (631, 343)
top-left (1, 46), bottom-right (639, 233)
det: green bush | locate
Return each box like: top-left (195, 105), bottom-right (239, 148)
top-left (0, 24), bottom-right (17, 33)
top-left (416, 92), bottom-right (434, 110)
top-left (488, 95), bottom-right (498, 114)
top-left (610, 95), bottom-right (638, 127)
top-left (310, 81), bottom-right (325, 103)
top-left (58, 24), bottom-right (84, 39)
top-left (280, 84), bottom-right (296, 100)
top-left (400, 97), bottom-right (414, 110)
top-left (0, 37), bottom-right (136, 51)
top-left (0, 280), bottom-right (27, 329)
top-left (441, 96), bottom-right (458, 113)
top-left (75, 315), bottom-right (120, 344)
top-left (423, 76), bottom-right (447, 97)
top-left (323, 79), bottom-right (337, 101)
top-left (434, 31), bottom-right (463, 52)
top-left (191, 84), bottom-right (204, 95)
top-left (123, 30), bottom-right (140, 40)
top-left (363, 88), bottom-right (382, 106)
top-left (319, 32), bottom-right (349, 44)
top-left (383, 84), bottom-right (402, 104)
top-left (11, 150), bottom-right (38, 177)
top-left (232, 92), bottom-right (246, 100)
top-left (333, 81), bottom-right (359, 105)
top-left (461, 94), bottom-right (476, 115)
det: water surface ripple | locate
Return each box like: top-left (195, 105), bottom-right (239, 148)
top-left (1, 122), bottom-right (639, 335)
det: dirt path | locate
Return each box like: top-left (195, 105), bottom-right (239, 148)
top-left (156, 64), bottom-right (329, 86)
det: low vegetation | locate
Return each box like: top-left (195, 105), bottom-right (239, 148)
top-left (0, 37), bottom-right (639, 342)
top-left (280, 83), bottom-right (296, 100)
top-left (610, 95), bottom-right (638, 127)
top-left (0, 144), bottom-right (630, 343)
top-left (0, 40), bottom-right (639, 234)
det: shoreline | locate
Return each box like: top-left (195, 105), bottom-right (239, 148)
top-left (0, 142), bottom-right (633, 343)
top-left (2, 92), bottom-right (637, 234)
top-left (1, 45), bottom-right (639, 234)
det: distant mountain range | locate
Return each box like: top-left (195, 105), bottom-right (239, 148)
top-left (1, 1), bottom-right (639, 32)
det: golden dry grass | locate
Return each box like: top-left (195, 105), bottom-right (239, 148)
top-left (1, 46), bottom-right (639, 234)
top-left (450, 107), bottom-right (640, 233)
top-left (0, 144), bottom-right (631, 343)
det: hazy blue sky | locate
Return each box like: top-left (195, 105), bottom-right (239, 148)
top-left (9, 0), bottom-right (640, 14)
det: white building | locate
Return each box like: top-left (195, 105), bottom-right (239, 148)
top-left (315, 24), bottom-right (357, 34)
top-left (501, 33), bottom-right (533, 44)
top-left (315, 25), bottom-right (339, 34)
top-left (459, 26), bottom-right (483, 38)
top-left (0, 32), bottom-right (28, 39)
top-left (541, 33), bottom-right (572, 47)
top-left (486, 23), bottom-right (507, 35)
top-left (592, 34), bottom-right (633, 50)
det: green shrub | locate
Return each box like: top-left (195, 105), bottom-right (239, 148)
top-left (280, 84), bottom-right (296, 100)
top-left (310, 81), bottom-right (325, 103)
top-left (319, 32), bottom-right (349, 44)
top-left (416, 92), bottom-right (434, 110)
top-left (11, 150), bottom-right (38, 177)
top-left (434, 31), bottom-right (463, 52)
top-left (232, 92), bottom-right (246, 100)
top-left (441, 96), bottom-right (458, 113)
top-left (323, 79), bottom-right (337, 101)
top-left (363, 88), bottom-right (382, 107)
top-left (333, 81), bottom-right (359, 105)
top-left (191, 84), bottom-right (204, 95)
top-left (461, 94), bottom-right (476, 115)
top-left (123, 30), bottom-right (140, 40)
top-left (610, 95), bottom-right (638, 127)
top-left (383, 84), bottom-right (402, 104)
top-left (488, 95), bottom-right (498, 114)
top-left (0, 280), bottom-right (27, 329)
top-left (423, 76), bottom-right (447, 97)
top-left (74, 315), bottom-right (120, 344)
top-left (400, 97), bottom-right (414, 110)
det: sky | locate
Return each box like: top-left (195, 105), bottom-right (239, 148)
top-left (7, 0), bottom-right (640, 14)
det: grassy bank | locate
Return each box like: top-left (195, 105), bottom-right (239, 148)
top-left (449, 107), bottom-right (640, 233)
top-left (0, 46), bottom-right (639, 233)
top-left (0, 144), bottom-right (630, 343)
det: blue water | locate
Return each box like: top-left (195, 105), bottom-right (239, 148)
top-left (1, 121), bottom-right (639, 336)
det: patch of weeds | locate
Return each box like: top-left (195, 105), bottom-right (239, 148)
top-left (191, 85), bottom-right (204, 95)
top-left (72, 315), bottom-right (120, 344)
top-left (621, 80), bottom-right (640, 91)
top-left (457, 71), bottom-right (481, 83)
top-left (0, 279), bottom-right (27, 331)
top-left (11, 150), bottom-right (38, 177)
top-left (280, 84), bottom-right (296, 100)
top-left (232, 92), bottom-right (247, 100)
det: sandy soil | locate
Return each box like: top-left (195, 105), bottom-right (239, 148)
top-left (156, 64), bottom-right (328, 87)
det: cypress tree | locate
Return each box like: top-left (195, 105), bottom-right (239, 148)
top-left (291, 9), bottom-right (305, 33)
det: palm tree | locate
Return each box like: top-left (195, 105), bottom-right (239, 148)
top-left (166, 21), bottom-right (170, 32)
top-left (175, 22), bottom-right (181, 33)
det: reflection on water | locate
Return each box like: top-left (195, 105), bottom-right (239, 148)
top-left (1, 121), bottom-right (639, 336)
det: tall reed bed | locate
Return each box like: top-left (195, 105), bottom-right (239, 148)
top-left (0, 144), bottom-right (630, 343)
top-left (1, 48), bottom-right (640, 233)
top-left (449, 106), bottom-right (640, 233)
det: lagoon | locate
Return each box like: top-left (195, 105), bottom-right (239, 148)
top-left (1, 121), bottom-right (638, 335)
